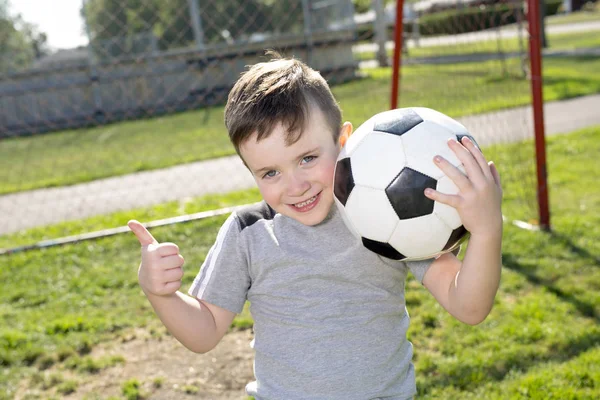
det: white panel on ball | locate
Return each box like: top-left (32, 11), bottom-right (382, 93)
top-left (337, 144), bottom-right (350, 162)
top-left (389, 214), bottom-right (452, 259)
top-left (402, 121), bottom-right (460, 180)
top-left (433, 175), bottom-right (462, 229)
top-left (343, 118), bottom-right (375, 156)
top-left (413, 107), bottom-right (470, 135)
top-left (334, 197), bottom-right (360, 238)
top-left (345, 185), bottom-right (398, 242)
top-left (350, 132), bottom-right (407, 190)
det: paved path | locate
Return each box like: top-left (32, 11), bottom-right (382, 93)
top-left (354, 20), bottom-right (600, 54)
top-left (2, 94), bottom-right (599, 236)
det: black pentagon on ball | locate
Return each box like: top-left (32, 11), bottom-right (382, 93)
top-left (443, 225), bottom-right (468, 251)
top-left (373, 108), bottom-right (424, 136)
top-left (362, 237), bottom-right (406, 260)
top-left (334, 157), bottom-right (354, 206)
top-left (385, 167), bottom-right (437, 219)
top-left (456, 134), bottom-right (480, 150)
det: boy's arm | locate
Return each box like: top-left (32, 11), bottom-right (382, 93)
top-left (128, 220), bottom-right (235, 353)
top-left (145, 291), bottom-right (235, 353)
top-left (422, 232), bottom-right (502, 325)
top-left (421, 136), bottom-right (503, 325)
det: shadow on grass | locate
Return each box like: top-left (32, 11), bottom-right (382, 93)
top-left (548, 231), bottom-right (600, 266)
top-left (419, 327), bottom-right (600, 393)
top-left (502, 252), bottom-right (598, 321)
top-left (542, 75), bottom-right (600, 98)
top-left (550, 54), bottom-right (600, 64)
top-left (419, 249), bottom-right (599, 394)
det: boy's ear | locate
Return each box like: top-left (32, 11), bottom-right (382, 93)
top-left (338, 122), bottom-right (353, 148)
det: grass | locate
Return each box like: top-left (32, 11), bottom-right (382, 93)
top-left (355, 29), bottom-right (600, 61)
top-left (1, 125), bottom-right (599, 399)
top-left (0, 188), bottom-right (262, 250)
top-left (546, 8), bottom-right (600, 25)
top-left (2, 49), bottom-right (600, 195)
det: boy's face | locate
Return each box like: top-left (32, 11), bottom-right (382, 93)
top-left (240, 107), bottom-right (349, 226)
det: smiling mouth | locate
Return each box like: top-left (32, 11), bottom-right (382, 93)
top-left (291, 192), bottom-right (321, 212)
top-left (295, 195), bottom-right (318, 208)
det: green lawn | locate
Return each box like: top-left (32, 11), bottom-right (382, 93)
top-left (2, 53), bottom-right (600, 196)
top-left (355, 29), bottom-right (600, 61)
top-left (546, 8), bottom-right (600, 25)
top-left (1, 125), bottom-right (599, 399)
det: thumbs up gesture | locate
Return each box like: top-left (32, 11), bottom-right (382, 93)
top-left (128, 220), bottom-right (185, 297)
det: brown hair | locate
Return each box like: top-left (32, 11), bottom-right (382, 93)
top-left (224, 52), bottom-right (342, 155)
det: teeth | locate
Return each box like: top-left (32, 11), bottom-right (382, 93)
top-left (295, 195), bottom-right (317, 208)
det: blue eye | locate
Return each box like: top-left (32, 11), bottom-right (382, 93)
top-left (301, 155), bottom-right (316, 164)
top-left (263, 170), bottom-right (278, 178)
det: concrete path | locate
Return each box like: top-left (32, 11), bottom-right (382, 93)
top-left (2, 94), bottom-right (599, 235)
top-left (353, 20), bottom-right (600, 54)
top-left (4, 19), bottom-right (600, 236)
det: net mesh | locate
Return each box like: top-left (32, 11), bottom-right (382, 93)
top-left (0, 0), bottom-right (545, 240)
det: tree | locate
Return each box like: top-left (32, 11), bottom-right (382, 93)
top-left (81, 0), bottom-right (303, 58)
top-left (0, 0), bottom-right (48, 73)
top-left (353, 0), bottom-right (397, 14)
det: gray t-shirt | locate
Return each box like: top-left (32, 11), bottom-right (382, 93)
top-left (188, 201), bottom-right (433, 400)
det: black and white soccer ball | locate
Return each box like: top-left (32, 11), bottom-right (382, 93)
top-left (333, 107), bottom-right (478, 261)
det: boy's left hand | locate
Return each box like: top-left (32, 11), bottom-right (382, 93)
top-left (424, 136), bottom-right (503, 238)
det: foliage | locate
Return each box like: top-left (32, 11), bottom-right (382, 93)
top-left (82, 0), bottom-right (305, 58)
top-left (357, 0), bottom-right (564, 40)
top-left (353, 0), bottom-right (398, 14)
top-left (81, 0), bottom-right (402, 54)
top-left (0, 0), bottom-right (48, 74)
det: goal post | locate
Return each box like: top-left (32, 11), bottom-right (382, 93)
top-left (390, 0), bottom-right (550, 230)
top-left (526, 0), bottom-right (550, 230)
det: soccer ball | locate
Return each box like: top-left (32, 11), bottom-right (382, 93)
top-left (333, 107), bottom-right (478, 261)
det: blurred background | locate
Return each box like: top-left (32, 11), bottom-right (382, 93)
top-left (4, 0), bottom-right (599, 238)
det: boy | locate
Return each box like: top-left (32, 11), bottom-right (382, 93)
top-left (128, 54), bottom-right (503, 399)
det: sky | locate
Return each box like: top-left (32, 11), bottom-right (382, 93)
top-left (9, 0), bottom-right (88, 50)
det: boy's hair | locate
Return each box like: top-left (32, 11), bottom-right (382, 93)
top-left (224, 52), bottom-right (342, 154)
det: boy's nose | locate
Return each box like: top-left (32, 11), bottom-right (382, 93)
top-left (286, 172), bottom-right (310, 197)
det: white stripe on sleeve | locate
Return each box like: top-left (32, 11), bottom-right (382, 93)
top-left (193, 214), bottom-right (237, 299)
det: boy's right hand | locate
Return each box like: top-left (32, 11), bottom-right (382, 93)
top-left (128, 220), bottom-right (185, 297)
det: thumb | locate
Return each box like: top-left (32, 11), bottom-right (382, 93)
top-left (127, 220), bottom-right (158, 246)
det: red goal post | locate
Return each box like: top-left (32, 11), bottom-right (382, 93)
top-left (390, 0), bottom-right (550, 230)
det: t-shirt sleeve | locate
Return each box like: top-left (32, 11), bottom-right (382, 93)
top-left (405, 257), bottom-right (435, 284)
top-left (406, 244), bottom-right (462, 284)
top-left (187, 213), bottom-right (250, 314)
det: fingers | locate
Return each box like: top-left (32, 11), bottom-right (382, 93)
top-left (163, 265), bottom-right (184, 283)
top-left (425, 188), bottom-right (460, 208)
top-left (128, 220), bottom-right (158, 246)
top-left (459, 136), bottom-right (494, 181)
top-left (129, 219), bottom-right (185, 297)
top-left (428, 137), bottom-right (501, 209)
top-left (139, 253), bottom-right (185, 296)
top-left (448, 138), bottom-right (483, 180)
top-left (157, 254), bottom-right (185, 271)
top-left (144, 266), bottom-right (184, 297)
top-left (489, 161), bottom-right (503, 191)
top-left (163, 280), bottom-right (182, 293)
top-left (156, 243), bottom-right (180, 257)
top-left (434, 155), bottom-right (470, 191)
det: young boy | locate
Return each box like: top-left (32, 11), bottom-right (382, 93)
top-left (128, 54), bottom-right (503, 399)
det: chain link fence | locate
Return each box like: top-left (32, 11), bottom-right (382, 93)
top-left (1, 0), bottom-right (549, 238)
top-left (1, 0), bottom-right (357, 136)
